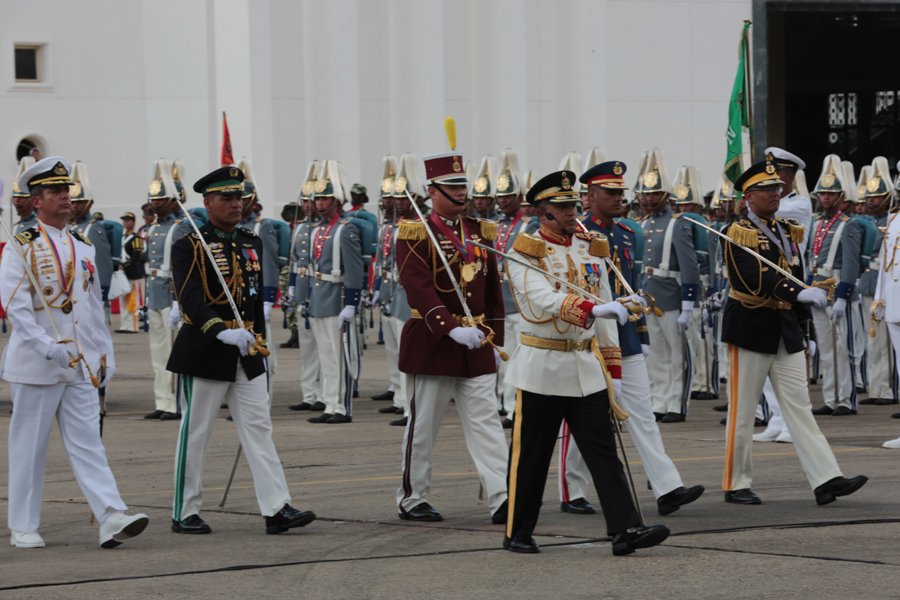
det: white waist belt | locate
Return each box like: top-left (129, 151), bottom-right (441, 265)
top-left (314, 271), bottom-right (342, 283)
top-left (644, 266), bottom-right (681, 282)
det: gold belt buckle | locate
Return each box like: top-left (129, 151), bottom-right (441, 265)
top-left (150, 268), bottom-right (158, 277)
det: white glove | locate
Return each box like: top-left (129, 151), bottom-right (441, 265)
top-left (641, 344), bottom-right (650, 358)
top-left (621, 294), bottom-right (647, 308)
top-left (494, 348), bottom-right (502, 367)
top-left (873, 301), bottom-right (886, 321)
top-left (263, 301), bottom-right (273, 322)
top-left (168, 301), bottom-right (181, 330)
top-left (677, 310), bottom-right (692, 331)
top-left (216, 328), bottom-right (256, 356)
top-left (592, 301), bottom-right (629, 325)
top-left (365, 290), bottom-right (381, 307)
top-left (448, 326), bottom-right (485, 350)
top-left (797, 287), bottom-right (827, 308)
top-left (46, 343), bottom-right (73, 369)
top-left (830, 297), bottom-right (847, 322)
top-left (807, 340), bottom-right (817, 357)
top-left (612, 379), bottom-right (622, 398)
top-left (337, 305), bottom-right (356, 329)
top-left (287, 286), bottom-right (295, 303)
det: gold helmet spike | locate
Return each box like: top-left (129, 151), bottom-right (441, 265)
top-left (69, 161), bottom-right (93, 201)
top-left (380, 155), bottom-right (398, 198)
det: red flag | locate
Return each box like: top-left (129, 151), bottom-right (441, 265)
top-left (220, 112), bottom-right (234, 166)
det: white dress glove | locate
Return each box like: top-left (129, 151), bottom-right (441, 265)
top-left (592, 301), bottom-right (629, 325)
top-left (263, 301), bottom-right (273, 322)
top-left (641, 344), bottom-right (650, 358)
top-left (337, 305), bottom-right (356, 329)
top-left (448, 326), bottom-right (485, 350)
top-left (830, 297), bottom-right (847, 322)
top-left (797, 287), bottom-right (827, 308)
top-left (612, 378), bottom-right (622, 398)
top-left (46, 343), bottom-right (72, 369)
top-left (287, 286), bottom-right (295, 303)
top-left (367, 290), bottom-right (381, 307)
top-left (216, 328), bottom-right (256, 356)
top-left (807, 340), bottom-right (817, 357)
top-left (168, 301), bottom-right (181, 330)
top-left (677, 310), bottom-right (692, 331)
top-left (873, 301), bottom-right (886, 321)
top-left (620, 294), bottom-right (647, 308)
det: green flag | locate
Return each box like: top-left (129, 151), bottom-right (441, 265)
top-left (724, 21), bottom-right (752, 184)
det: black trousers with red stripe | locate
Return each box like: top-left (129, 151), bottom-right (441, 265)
top-left (507, 389), bottom-right (641, 539)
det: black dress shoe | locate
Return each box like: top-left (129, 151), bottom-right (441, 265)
top-left (693, 391), bottom-right (718, 400)
top-left (289, 402), bottom-right (314, 411)
top-left (491, 500), bottom-right (508, 524)
top-left (754, 417), bottom-right (767, 427)
top-left (611, 525), bottom-right (670, 556)
top-left (308, 413), bottom-right (331, 423)
top-left (653, 412), bottom-right (664, 421)
top-left (660, 412), bottom-right (685, 423)
top-left (160, 412), bottom-right (181, 421)
top-left (713, 404), bottom-right (728, 412)
top-left (724, 488), bottom-right (761, 505)
top-left (503, 535), bottom-right (540, 553)
top-left (856, 386), bottom-right (868, 394)
top-left (144, 410), bottom-right (164, 420)
top-left (719, 377), bottom-right (728, 384)
top-left (874, 397), bottom-right (899, 405)
top-left (399, 502), bottom-right (443, 522)
top-left (279, 332), bottom-right (299, 348)
top-left (171, 514), bottom-right (212, 534)
top-left (379, 405), bottom-right (401, 414)
top-left (390, 416), bottom-right (408, 427)
top-left (325, 414), bottom-right (352, 424)
top-left (831, 406), bottom-right (855, 416)
top-left (310, 401), bottom-right (327, 412)
top-left (892, 412), bottom-right (900, 419)
top-left (560, 498), bottom-right (596, 515)
top-left (657, 484), bottom-right (705, 516)
top-left (265, 504), bottom-right (316, 534)
top-left (812, 405), bottom-right (834, 415)
top-left (814, 475), bottom-right (868, 506)
top-left (501, 418), bottom-right (514, 429)
top-left (498, 408), bottom-right (508, 417)
top-left (371, 390), bottom-right (395, 401)
top-left (720, 417), bottom-right (727, 425)
top-left (859, 397), bottom-right (878, 405)
top-left (352, 390), bottom-right (359, 398)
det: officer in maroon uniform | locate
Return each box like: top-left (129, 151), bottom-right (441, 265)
top-left (394, 152), bottom-right (509, 524)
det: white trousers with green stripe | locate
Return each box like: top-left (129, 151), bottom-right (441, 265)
top-left (173, 364), bottom-right (291, 520)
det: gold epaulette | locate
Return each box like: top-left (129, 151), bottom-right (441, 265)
top-left (14, 227), bottom-right (37, 245)
top-left (778, 218), bottom-right (805, 244)
top-left (398, 220), bottom-right (427, 241)
top-left (479, 219), bottom-right (498, 241)
top-left (727, 220), bottom-right (758, 248)
top-left (589, 235), bottom-right (610, 258)
top-left (511, 233), bottom-right (547, 258)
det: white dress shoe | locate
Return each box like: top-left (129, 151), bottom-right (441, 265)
top-left (775, 430), bottom-right (793, 444)
top-left (10, 530), bottom-right (45, 548)
top-left (99, 512), bottom-right (149, 548)
top-left (883, 437), bottom-right (900, 449)
top-left (752, 426), bottom-right (780, 442)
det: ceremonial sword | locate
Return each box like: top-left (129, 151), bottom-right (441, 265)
top-left (403, 189), bottom-right (507, 359)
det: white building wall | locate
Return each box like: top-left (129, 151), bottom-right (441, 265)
top-left (0, 0), bottom-right (751, 231)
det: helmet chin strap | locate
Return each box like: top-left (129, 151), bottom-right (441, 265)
top-left (433, 183), bottom-right (468, 207)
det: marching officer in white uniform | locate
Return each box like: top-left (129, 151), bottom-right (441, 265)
top-left (2, 157), bottom-right (149, 549)
top-left (874, 166), bottom-right (900, 447)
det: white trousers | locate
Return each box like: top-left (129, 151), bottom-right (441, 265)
top-left (811, 304), bottom-right (855, 410)
top-left (148, 307), bottom-right (176, 413)
top-left (689, 307), bottom-right (713, 393)
top-left (865, 296), bottom-right (895, 399)
top-left (8, 381), bottom-right (127, 532)
top-left (383, 313), bottom-right (402, 404)
top-left (852, 299), bottom-right (866, 388)
top-left (560, 354), bottom-right (685, 502)
top-left (397, 373), bottom-right (508, 515)
top-left (118, 279), bottom-right (144, 332)
top-left (309, 316), bottom-right (346, 415)
top-left (888, 323), bottom-right (900, 391)
top-left (496, 312), bottom-right (522, 416)
top-left (761, 378), bottom-right (784, 433)
top-left (647, 309), bottom-right (691, 414)
top-left (723, 343), bottom-right (843, 491)
top-left (298, 321), bottom-right (322, 405)
top-left (388, 317), bottom-right (409, 413)
top-left (173, 365), bottom-right (291, 519)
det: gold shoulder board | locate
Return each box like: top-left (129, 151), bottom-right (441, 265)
top-left (726, 221), bottom-right (758, 248)
top-left (479, 220), bottom-right (498, 241)
top-left (778, 218), bottom-right (805, 244)
top-left (511, 233), bottom-right (547, 258)
top-left (397, 220), bottom-right (427, 241)
top-left (589, 235), bottom-right (610, 258)
top-left (14, 229), bottom-right (35, 245)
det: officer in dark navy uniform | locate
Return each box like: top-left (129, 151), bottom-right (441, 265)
top-left (168, 166), bottom-right (315, 536)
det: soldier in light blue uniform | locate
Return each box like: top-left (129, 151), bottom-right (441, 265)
top-left (808, 155), bottom-right (863, 416)
top-left (637, 150), bottom-right (700, 422)
top-left (68, 162), bottom-right (117, 302)
top-left (294, 160), bottom-right (364, 424)
top-left (859, 158), bottom-right (898, 406)
top-left (851, 174), bottom-right (877, 395)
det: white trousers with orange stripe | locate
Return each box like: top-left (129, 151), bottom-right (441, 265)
top-left (560, 354), bottom-right (685, 501)
top-left (723, 342), bottom-right (843, 492)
